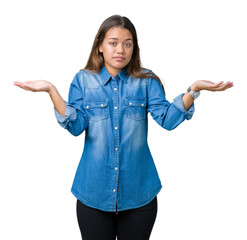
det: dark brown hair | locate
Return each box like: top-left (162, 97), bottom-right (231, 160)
top-left (81, 15), bottom-right (165, 95)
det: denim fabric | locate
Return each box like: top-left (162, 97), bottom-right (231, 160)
top-left (54, 66), bottom-right (195, 212)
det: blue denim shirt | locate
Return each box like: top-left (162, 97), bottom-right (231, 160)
top-left (54, 66), bottom-right (195, 212)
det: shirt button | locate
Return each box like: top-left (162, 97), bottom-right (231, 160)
top-left (114, 88), bottom-right (117, 91)
top-left (101, 104), bottom-right (104, 107)
top-left (115, 127), bottom-right (118, 130)
top-left (115, 167), bottom-right (118, 170)
top-left (115, 148), bottom-right (118, 151)
top-left (86, 105), bottom-right (89, 108)
top-left (115, 106), bottom-right (117, 109)
top-left (129, 102), bottom-right (132, 105)
top-left (113, 189), bottom-right (116, 192)
top-left (141, 103), bottom-right (144, 106)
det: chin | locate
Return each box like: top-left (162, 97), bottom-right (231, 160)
top-left (114, 61), bottom-right (129, 68)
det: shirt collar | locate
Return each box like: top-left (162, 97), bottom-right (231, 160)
top-left (99, 65), bottom-right (128, 86)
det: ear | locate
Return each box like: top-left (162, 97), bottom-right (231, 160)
top-left (98, 43), bottom-right (103, 53)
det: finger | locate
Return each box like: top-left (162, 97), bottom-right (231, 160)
top-left (205, 81), bottom-right (225, 90)
top-left (216, 81), bottom-right (224, 85)
top-left (218, 81), bottom-right (225, 86)
top-left (212, 81), bottom-right (225, 88)
top-left (23, 81), bottom-right (33, 86)
top-left (214, 83), bottom-right (228, 91)
top-left (14, 81), bottom-right (33, 88)
top-left (24, 81), bottom-right (36, 85)
top-left (214, 82), bottom-right (233, 91)
top-left (21, 85), bottom-right (33, 91)
top-left (223, 82), bottom-right (234, 90)
top-left (13, 82), bottom-right (33, 91)
top-left (216, 82), bottom-right (228, 89)
top-left (14, 82), bottom-right (25, 88)
top-left (13, 81), bottom-right (24, 87)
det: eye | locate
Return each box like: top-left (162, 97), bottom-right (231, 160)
top-left (109, 42), bottom-right (117, 46)
top-left (125, 43), bottom-right (132, 47)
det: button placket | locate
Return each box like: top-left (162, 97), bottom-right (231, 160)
top-left (112, 77), bottom-right (120, 210)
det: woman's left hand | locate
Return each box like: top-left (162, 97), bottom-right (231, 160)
top-left (191, 80), bottom-right (234, 92)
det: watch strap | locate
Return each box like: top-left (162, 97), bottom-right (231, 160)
top-left (187, 86), bottom-right (200, 99)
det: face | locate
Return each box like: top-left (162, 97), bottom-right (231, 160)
top-left (99, 27), bottom-right (134, 77)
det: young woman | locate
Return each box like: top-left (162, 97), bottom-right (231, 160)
top-left (14, 15), bottom-right (233, 240)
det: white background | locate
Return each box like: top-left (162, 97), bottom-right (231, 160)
top-left (1, 0), bottom-right (246, 239)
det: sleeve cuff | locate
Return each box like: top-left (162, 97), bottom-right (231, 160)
top-left (54, 101), bottom-right (77, 128)
top-left (173, 93), bottom-right (195, 120)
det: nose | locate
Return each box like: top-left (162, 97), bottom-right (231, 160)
top-left (116, 44), bottom-right (124, 54)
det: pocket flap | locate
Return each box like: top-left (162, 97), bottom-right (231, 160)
top-left (83, 100), bottom-right (108, 109)
top-left (125, 98), bottom-right (147, 107)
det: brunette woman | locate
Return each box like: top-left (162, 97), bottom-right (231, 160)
top-left (14, 15), bottom-right (233, 240)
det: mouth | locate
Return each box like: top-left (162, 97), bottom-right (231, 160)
top-left (113, 57), bottom-right (125, 61)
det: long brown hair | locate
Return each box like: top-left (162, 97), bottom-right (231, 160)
top-left (81, 15), bottom-right (165, 95)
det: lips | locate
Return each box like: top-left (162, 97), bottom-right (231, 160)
top-left (113, 57), bottom-right (125, 61)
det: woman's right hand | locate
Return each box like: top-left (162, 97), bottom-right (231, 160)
top-left (13, 80), bottom-right (53, 93)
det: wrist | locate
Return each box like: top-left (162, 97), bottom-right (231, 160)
top-left (187, 82), bottom-right (201, 100)
top-left (48, 84), bottom-right (56, 95)
top-left (190, 81), bottom-right (200, 92)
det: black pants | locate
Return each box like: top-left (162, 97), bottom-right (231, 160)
top-left (76, 196), bottom-right (157, 240)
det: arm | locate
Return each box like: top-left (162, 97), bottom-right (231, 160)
top-left (14, 74), bottom-right (89, 136)
top-left (147, 77), bottom-right (233, 131)
top-left (147, 77), bottom-right (195, 131)
top-left (48, 84), bottom-right (66, 117)
top-left (14, 80), bottom-right (66, 117)
top-left (53, 73), bottom-right (89, 136)
top-left (182, 80), bottom-right (234, 110)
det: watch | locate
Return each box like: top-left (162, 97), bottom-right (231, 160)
top-left (187, 86), bottom-right (200, 99)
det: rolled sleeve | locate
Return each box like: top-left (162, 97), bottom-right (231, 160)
top-left (173, 93), bottom-right (195, 120)
top-left (147, 76), bottom-right (195, 130)
top-left (54, 102), bottom-right (77, 129)
top-left (53, 71), bottom-right (89, 136)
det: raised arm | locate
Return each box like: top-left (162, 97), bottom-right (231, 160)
top-left (182, 80), bottom-right (234, 110)
top-left (13, 80), bottom-right (66, 117)
top-left (14, 72), bottom-right (89, 136)
top-left (147, 77), bottom-right (234, 131)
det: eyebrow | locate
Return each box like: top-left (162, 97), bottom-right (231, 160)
top-left (107, 38), bottom-right (133, 41)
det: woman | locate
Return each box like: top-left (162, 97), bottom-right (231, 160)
top-left (14, 15), bottom-right (233, 240)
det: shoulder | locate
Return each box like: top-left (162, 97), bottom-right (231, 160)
top-left (72, 69), bottom-right (100, 88)
top-left (140, 68), bottom-right (161, 83)
top-left (76, 69), bottom-right (98, 78)
top-left (140, 68), bottom-right (161, 84)
top-left (142, 69), bottom-right (165, 95)
top-left (140, 67), bottom-right (154, 76)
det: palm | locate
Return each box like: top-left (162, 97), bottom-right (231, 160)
top-left (13, 80), bottom-right (52, 92)
top-left (194, 80), bottom-right (233, 92)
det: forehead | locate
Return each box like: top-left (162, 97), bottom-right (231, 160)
top-left (105, 27), bottom-right (133, 40)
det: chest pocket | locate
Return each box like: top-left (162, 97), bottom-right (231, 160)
top-left (125, 98), bottom-right (147, 120)
top-left (83, 100), bottom-right (109, 121)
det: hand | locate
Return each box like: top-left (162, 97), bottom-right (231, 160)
top-left (191, 80), bottom-right (234, 92)
top-left (13, 80), bottom-right (53, 93)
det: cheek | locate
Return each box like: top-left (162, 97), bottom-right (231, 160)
top-left (103, 47), bottom-right (114, 58)
top-left (127, 49), bottom-right (134, 59)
